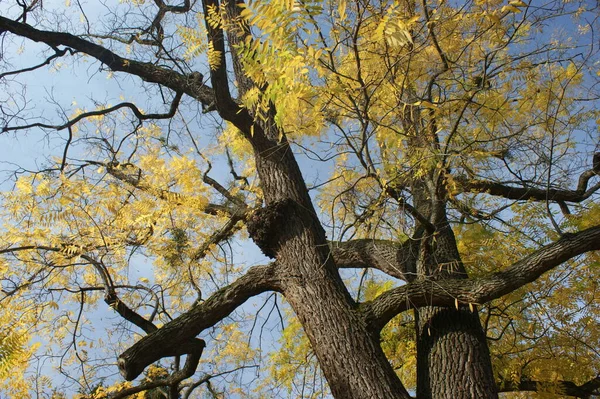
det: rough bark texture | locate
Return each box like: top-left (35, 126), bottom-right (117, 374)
top-left (248, 135), bottom-right (411, 398)
top-left (413, 227), bottom-right (498, 399)
top-left (416, 307), bottom-right (496, 398)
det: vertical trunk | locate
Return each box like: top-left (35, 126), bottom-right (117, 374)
top-left (413, 226), bottom-right (498, 399)
top-left (408, 174), bottom-right (497, 398)
top-left (251, 140), bottom-right (411, 399)
top-left (416, 306), bottom-right (497, 398)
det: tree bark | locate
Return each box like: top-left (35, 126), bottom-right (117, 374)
top-left (413, 227), bottom-right (498, 399)
top-left (246, 137), bottom-right (412, 398)
top-left (408, 170), bottom-right (498, 399)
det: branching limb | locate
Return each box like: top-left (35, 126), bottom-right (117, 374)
top-left (111, 347), bottom-right (203, 399)
top-left (364, 225), bottom-right (600, 330)
top-left (180, 365), bottom-right (259, 399)
top-left (0, 245), bottom-right (158, 333)
top-left (198, 0), bottom-right (275, 147)
top-left (0, 16), bottom-right (214, 107)
top-left (117, 263), bottom-right (281, 381)
top-left (2, 92), bottom-right (183, 133)
top-left (0, 46), bottom-right (76, 79)
top-left (454, 167), bottom-right (600, 203)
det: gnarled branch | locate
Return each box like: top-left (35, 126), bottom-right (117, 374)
top-left (454, 167), bottom-right (600, 203)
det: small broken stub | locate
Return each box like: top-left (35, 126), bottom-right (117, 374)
top-left (246, 198), bottom-right (297, 258)
top-left (118, 355), bottom-right (143, 381)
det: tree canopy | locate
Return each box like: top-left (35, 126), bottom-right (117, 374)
top-left (0, 0), bottom-right (599, 398)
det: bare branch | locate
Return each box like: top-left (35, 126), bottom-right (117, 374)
top-left (454, 168), bottom-right (600, 203)
top-left (0, 46), bottom-right (75, 79)
top-left (3, 92), bottom-right (183, 133)
top-left (0, 16), bottom-right (214, 107)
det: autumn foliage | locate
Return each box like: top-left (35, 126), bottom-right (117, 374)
top-left (0, 0), bottom-right (599, 398)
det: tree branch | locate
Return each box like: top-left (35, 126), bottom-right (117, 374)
top-left (198, 0), bottom-right (276, 148)
top-left (0, 16), bottom-right (214, 107)
top-left (364, 225), bottom-right (600, 330)
top-left (330, 239), bottom-right (417, 281)
top-left (454, 168), bottom-right (600, 203)
top-left (0, 46), bottom-right (75, 79)
top-left (112, 347), bottom-right (203, 399)
top-left (498, 375), bottom-right (600, 398)
top-left (117, 263), bottom-right (281, 381)
top-left (3, 93), bottom-right (183, 133)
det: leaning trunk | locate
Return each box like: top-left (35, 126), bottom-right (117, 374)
top-left (249, 138), bottom-right (411, 399)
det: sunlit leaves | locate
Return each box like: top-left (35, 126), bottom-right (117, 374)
top-left (207, 40), bottom-right (222, 70)
top-left (178, 14), bottom-right (209, 61)
top-left (0, 298), bottom-right (41, 398)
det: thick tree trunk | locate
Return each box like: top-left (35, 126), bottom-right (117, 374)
top-left (249, 139), bottom-right (411, 399)
top-left (414, 226), bottom-right (498, 399)
top-left (284, 276), bottom-right (411, 399)
top-left (416, 307), bottom-right (497, 398)
top-left (408, 172), bottom-right (498, 399)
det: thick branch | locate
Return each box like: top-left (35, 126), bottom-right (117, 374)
top-left (365, 225), bottom-right (600, 330)
top-left (330, 239), bottom-right (417, 281)
top-left (200, 0), bottom-right (247, 123)
top-left (0, 16), bottom-right (214, 107)
top-left (117, 263), bottom-right (280, 381)
top-left (455, 169), bottom-right (600, 203)
top-left (498, 375), bottom-right (600, 398)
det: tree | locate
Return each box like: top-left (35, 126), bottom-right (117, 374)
top-left (1, 0), bottom-right (599, 398)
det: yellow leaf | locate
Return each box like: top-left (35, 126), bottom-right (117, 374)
top-left (509, 0), bottom-right (527, 7)
top-left (502, 5), bottom-right (522, 13)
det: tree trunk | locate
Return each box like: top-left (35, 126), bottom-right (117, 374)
top-left (416, 307), bottom-right (497, 398)
top-left (414, 226), bottom-right (498, 399)
top-left (249, 139), bottom-right (411, 399)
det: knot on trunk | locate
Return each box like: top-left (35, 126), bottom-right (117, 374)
top-left (246, 198), bottom-right (297, 258)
